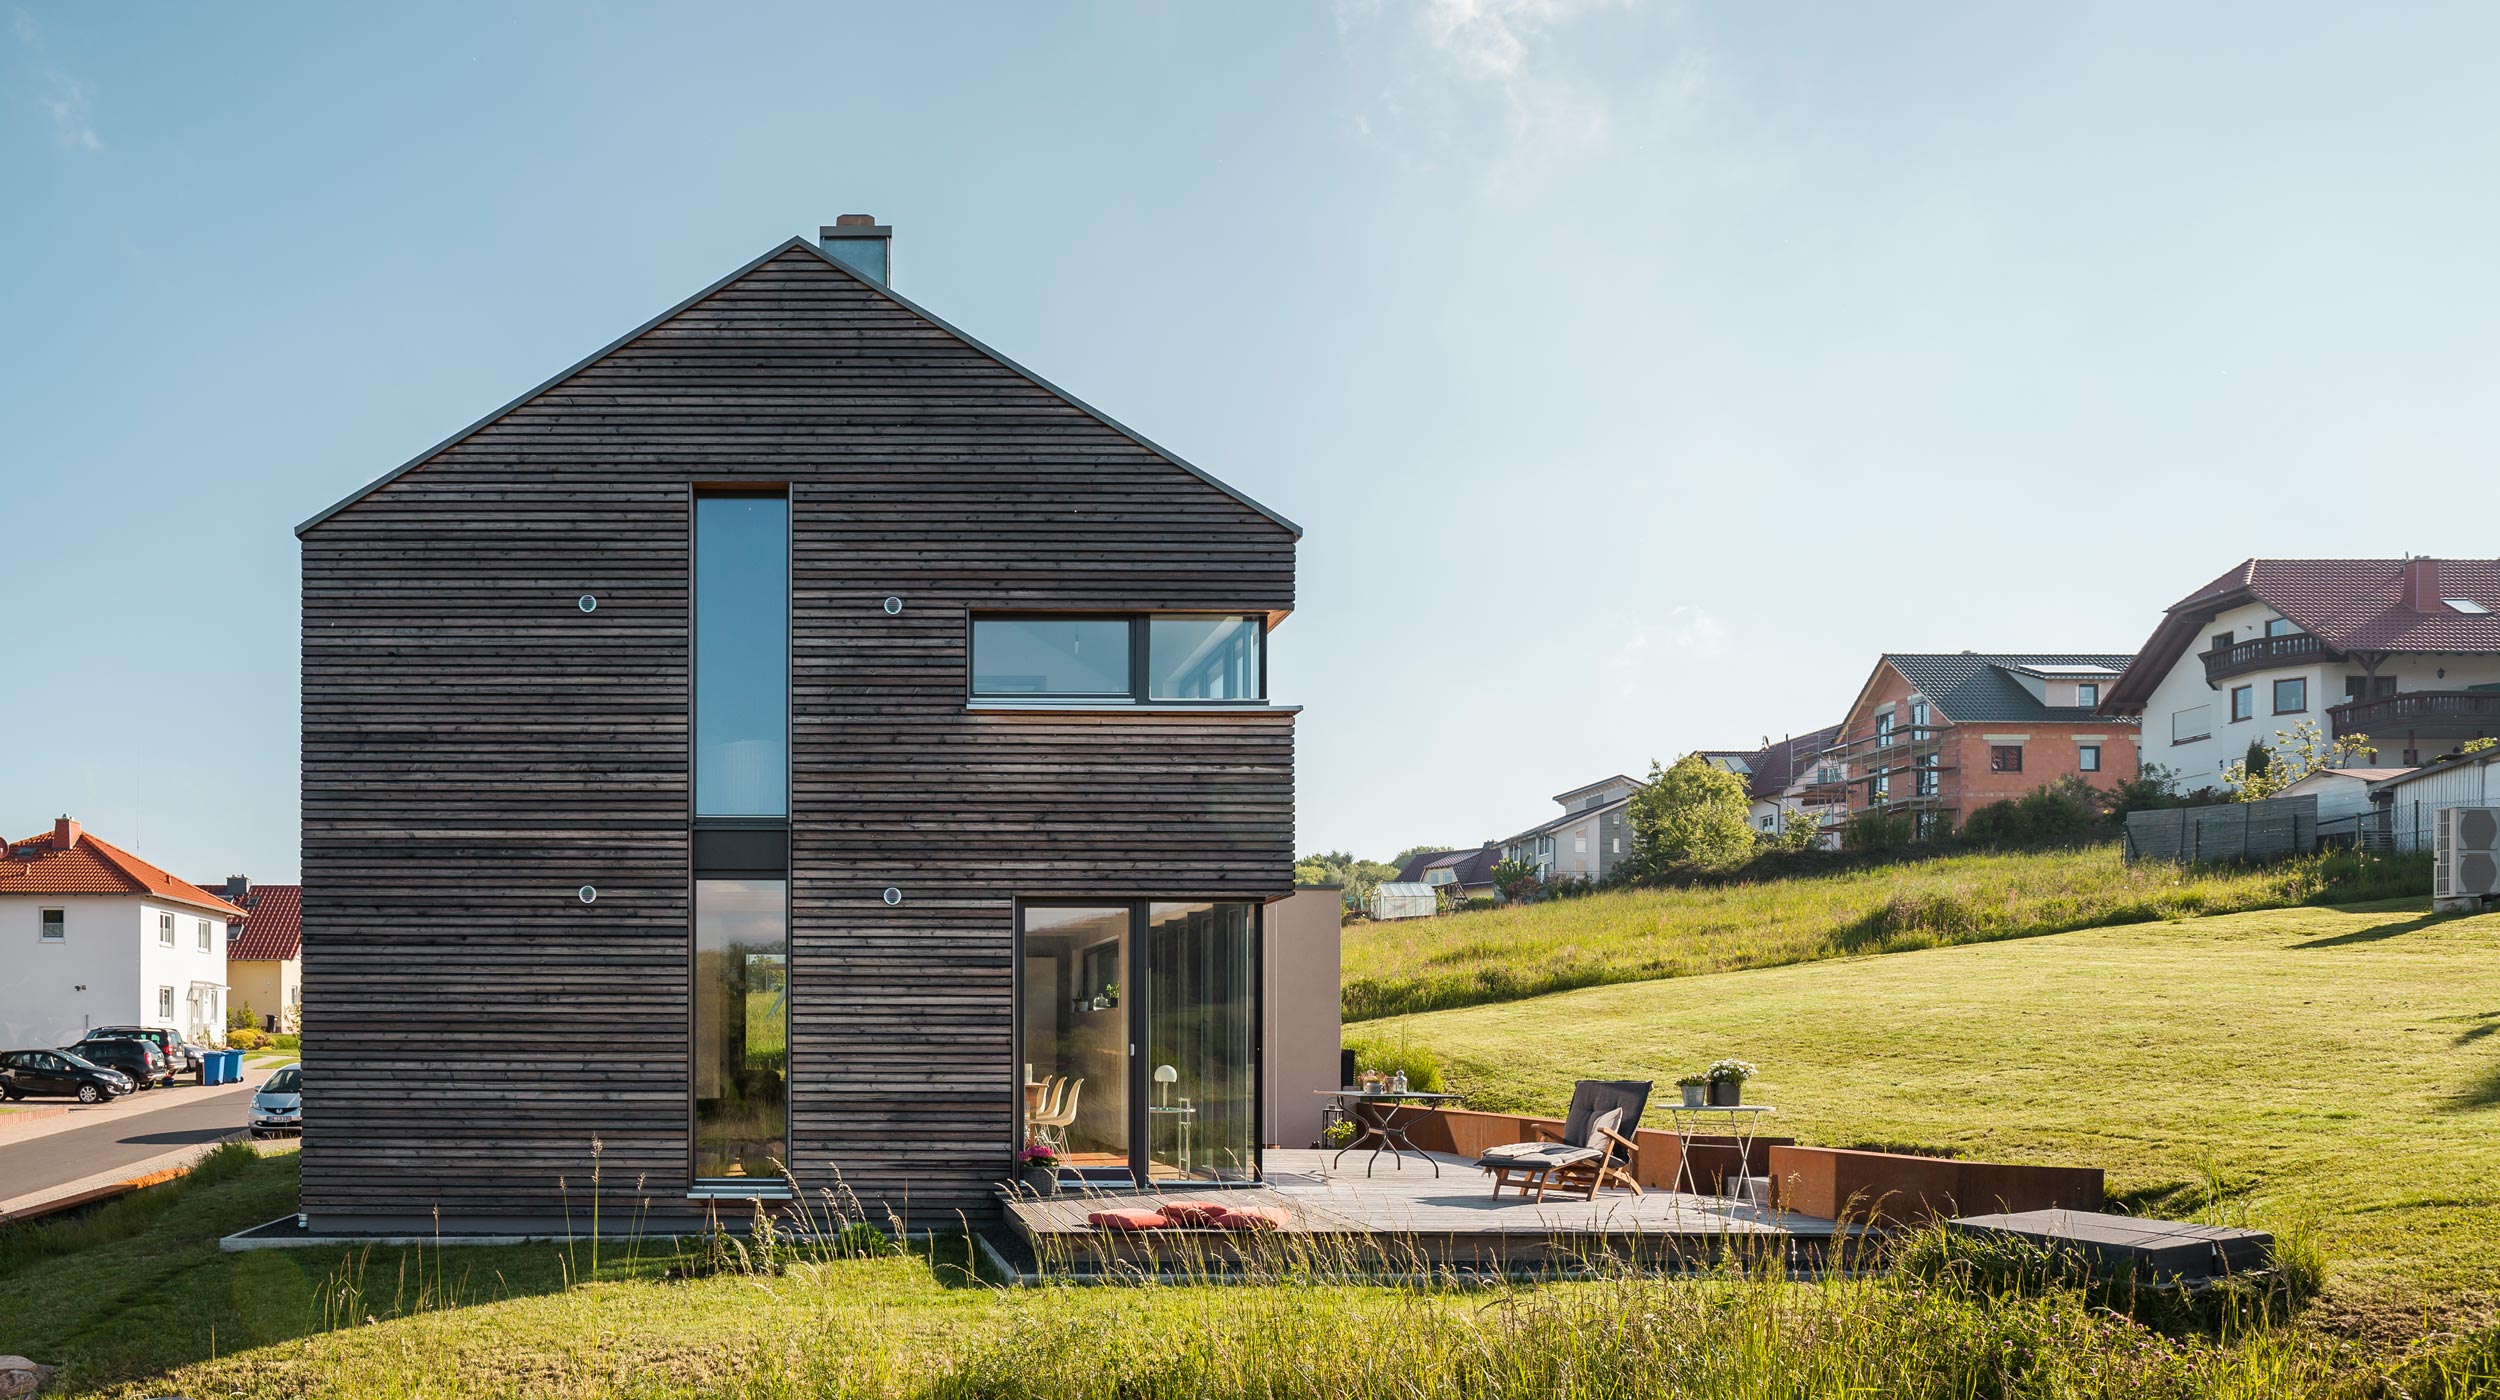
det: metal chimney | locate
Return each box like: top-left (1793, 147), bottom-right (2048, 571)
top-left (818, 214), bottom-right (892, 285)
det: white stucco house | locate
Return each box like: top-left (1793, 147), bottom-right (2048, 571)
top-left (2, 817), bottom-right (243, 1049)
top-left (1501, 774), bottom-right (1643, 883)
top-left (1697, 724), bottom-right (1846, 845)
top-left (2101, 558), bottom-right (2500, 794)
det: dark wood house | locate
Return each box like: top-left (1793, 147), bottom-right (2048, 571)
top-left (296, 221), bottom-right (1299, 1230)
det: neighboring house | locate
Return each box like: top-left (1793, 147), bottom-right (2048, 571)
top-left (2101, 558), bottom-right (2500, 790)
top-left (2367, 747), bottom-right (2500, 852)
top-left (2274, 768), bottom-right (2416, 843)
top-left (1501, 775), bottom-right (1643, 883)
top-left (1699, 725), bottom-right (1846, 842)
top-left (295, 220), bottom-right (1300, 1232)
top-left (1392, 843), bottom-right (1503, 902)
top-left (3, 817), bottom-right (242, 1048)
top-left (1816, 654), bottom-right (2142, 836)
top-left (200, 879), bottom-right (301, 1033)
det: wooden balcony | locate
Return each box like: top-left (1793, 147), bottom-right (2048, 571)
top-left (2199, 632), bottom-right (2336, 685)
top-left (2328, 690), bottom-right (2500, 743)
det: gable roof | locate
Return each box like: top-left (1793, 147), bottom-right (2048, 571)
top-left (297, 236), bottom-right (1299, 539)
top-left (1737, 725), bottom-right (1846, 799)
top-left (2, 829), bottom-right (243, 917)
top-left (222, 883), bottom-right (302, 963)
top-left (1851, 653), bottom-right (2139, 730)
top-left (1419, 844), bottom-right (1503, 889)
top-left (1503, 794), bottom-right (1632, 845)
top-left (2105, 559), bottom-right (2500, 712)
top-left (1393, 849), bottom-right (1459, 883)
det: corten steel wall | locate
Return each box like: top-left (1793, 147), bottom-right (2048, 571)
top-left (300, 245), bottom-right (1297, 1228)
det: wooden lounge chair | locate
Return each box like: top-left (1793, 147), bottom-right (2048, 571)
top-left (1477, 1080), bottom-right (1652, 1201)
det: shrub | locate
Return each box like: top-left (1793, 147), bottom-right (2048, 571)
top-left (1962, 776), bottom-right (2106, 846)
top-left (227, 1027), bottom-right (267, 1051)
top-left (1844, 809), bottom-right (1917, 850)
top-left (266, 1033), bottom-right (300, 1051)
top-left (1343, 1032), bottom-right (1445, 1092)
top-left (1459, 895), bottom-right (1497, 912)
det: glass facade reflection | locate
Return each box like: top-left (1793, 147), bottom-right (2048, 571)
top-left (1019, 906), bottom-right (1132, 1174)
top-left (694, 878), bottom-right (788, 1180)
top-left (971, 618), bottom-right (1131, 697)
top-left (695, 496), bottom-right (788, 816)
top-left (1147, 616), bottom-right (1262, 701)
top-left (1147, 901), bottom-right (1257, 1181)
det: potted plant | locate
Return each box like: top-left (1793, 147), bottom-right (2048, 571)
top-left (1321, 1118), bottom-right (1356, 1149)
top-left (1677, 1074), bottom-right (1710, 1109)
top-left (1705, 1058), bottom-right (1755, 1107)
top-left (1016, 1143), bottom-right (1062, 1194)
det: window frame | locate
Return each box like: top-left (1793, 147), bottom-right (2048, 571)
top-left (1990, 744), bottom-right (2024, 774)
top-left (2273, 677), bottom-right (2307, 715)
top-left (2230, 685), bottom-right (2254, 723)
top-left (2078, 744), bottom-right (2102, 773)
top-left (157, 912), bottom-right (174, 947)
top-left (156, 986), bottom-right (175, 1021)
top-left (39, 908), bottom-right (64, 942)
top-left (196, 918), bottom-right (212, 951)
top-left (967, 612), bottom-right (1269, 707)
top-left (2075, 683), bottom-right (2099, 708)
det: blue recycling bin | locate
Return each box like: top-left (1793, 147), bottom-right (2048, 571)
top-left (203, 1051), bottom-right (223, 1085)
top-left (220, 1049), bottom-right (245, 1083)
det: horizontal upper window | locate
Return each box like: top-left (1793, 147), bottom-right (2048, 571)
top-left (970, 615), bottom-right (1266, 704)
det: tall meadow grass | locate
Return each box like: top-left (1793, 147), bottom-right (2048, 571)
top-left (1344, 845), bottom-right (2430, 1021)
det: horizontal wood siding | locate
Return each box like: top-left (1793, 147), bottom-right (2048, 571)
top-left (301, 247), bottom-right (1295, 1224)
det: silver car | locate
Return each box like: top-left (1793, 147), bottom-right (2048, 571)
top-left (248, 1064), bottom-right (301, 1137)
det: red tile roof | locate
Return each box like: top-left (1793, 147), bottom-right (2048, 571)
top-left (224, 884), bottom-right (301, 963)
top-left (1, 826), bottom-right (244, 917)
top-left (2107, 558), bottom-right (2500, 711)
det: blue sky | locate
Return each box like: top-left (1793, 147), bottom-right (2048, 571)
top-left (8, 3), bottom-right (2500, 882)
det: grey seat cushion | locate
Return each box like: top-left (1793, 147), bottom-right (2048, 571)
top-left (1479, 1141), bottom-right (1600, 1170)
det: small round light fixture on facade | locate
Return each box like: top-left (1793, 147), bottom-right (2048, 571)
top-left (578, 885), bottom-right (598, 905)
top-left (578, 595), bottom-right (598, 614)
top-left (882, 886), bottom-right (904, 906)
top-left (882, 596), bottom-right (903, 615)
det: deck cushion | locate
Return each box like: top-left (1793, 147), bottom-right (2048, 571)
top-left (1478, 1142), bottom-right (1599, 1170)
top-left (1216, 1206), bottom-right (1292, 1231)
top-left (1155, 1200), bottom-right (1232, 1226)
top-left (1086, 1208), bottom-right (1172, 1232)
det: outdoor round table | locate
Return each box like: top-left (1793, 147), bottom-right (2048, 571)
top-left (1661, 1102), bottom-right (1776, 1201)
top-left (1315, 1089), bottom-right (1463, 1177)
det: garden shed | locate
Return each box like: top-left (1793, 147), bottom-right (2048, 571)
top-left (1367, 882), bottom-right (1438, 920)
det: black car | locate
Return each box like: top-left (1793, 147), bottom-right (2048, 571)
top-left (65, 1036), bottom-right (174, 1089)
top-left (89, 1025), bottom-right (202, 1072)
top-left (1, 1049), bottom-right (132, 1103)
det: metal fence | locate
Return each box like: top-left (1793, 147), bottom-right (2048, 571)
top-left (2122, 795), bottom-right (2318, 864)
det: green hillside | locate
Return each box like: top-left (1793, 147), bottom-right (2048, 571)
top-left (1362, 899), bottom-right (2500, 1327)
top-left (1343, 845), bottom-right (2426, 1021)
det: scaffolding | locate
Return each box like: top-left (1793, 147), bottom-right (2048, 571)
top-left (1801, 722), bottom-right (1959, 835)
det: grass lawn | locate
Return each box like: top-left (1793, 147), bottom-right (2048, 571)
top-left (6, 1144), bottom-right (2491, 1399)
top-left (1362, 898), bottom-right (2500, 1332)
top-left (1342, 845), bottom-right (2427, 1021)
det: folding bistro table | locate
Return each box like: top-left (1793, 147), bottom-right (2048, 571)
top-left (1315, 1089), bottom-right (1463, 1177)
top-left (1661, 1102), bottom-right (1776, 1201)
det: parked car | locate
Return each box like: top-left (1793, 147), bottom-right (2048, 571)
top-left (249, 1064), bottom-right (301, 1138)
top-left (89, 1025), bottom-right (204, 1073)
top-left (1, 1049), bottom-right (133, 1103)
top-left (64, 1035), bottom-right (173, 1089)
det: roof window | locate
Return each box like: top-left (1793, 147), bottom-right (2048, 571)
top-left (2443, 598), bottom-right (2490, 615)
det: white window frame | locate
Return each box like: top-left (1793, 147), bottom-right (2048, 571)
top-left (157, 911), bottom-right (174, 946)
top-left (157, 985), bottom-right (175, 1021)
top-left (40, 908), bottom-right (65, 942)
top-left (197, 918), bottom-right (213, 950)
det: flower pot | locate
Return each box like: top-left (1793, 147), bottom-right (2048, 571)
top-left (1681, 1083), bottom-right (1707, 1109)
top-left (1019, 1167), bottom-right (1061, 1196)
top-left (1707, 1079), bottom-right (1742, 1107)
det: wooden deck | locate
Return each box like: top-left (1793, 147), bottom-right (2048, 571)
top-left (1001, 1149), bottom-right (1856, 1278)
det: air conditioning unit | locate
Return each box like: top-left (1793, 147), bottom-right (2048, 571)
top-left (2433, 807), bottom-right (2500, 907)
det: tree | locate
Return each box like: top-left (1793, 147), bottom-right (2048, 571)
top-left (1760, 805), bottom-right (1826, 853)
top-left (1292, 851), bottom-right (1402, 907)
top-left (1390, 844), bottom-right (1454, 868)
top-left (1626, 754), bottom-right (1755, 871)
top-left (2221, 720), bottom-right (2375, 801)
top-left (1490, 857), bottom-right (1541, 902)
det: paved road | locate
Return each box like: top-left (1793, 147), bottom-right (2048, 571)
top-left (0, 1082), bottom-right (257, 1201)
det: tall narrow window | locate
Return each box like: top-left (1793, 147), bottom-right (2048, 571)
top-left (158, 912), bottom-right (174, 946)
top-left (695, 496), bottom-right (790, 818)
top-left (694, 878), bottom-right (788, 1181)
top-left (1147, 901), bottom-right (1258, 1182)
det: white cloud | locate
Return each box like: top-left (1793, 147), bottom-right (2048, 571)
top-left (14, 9), bottom-right (102, 150)
top-left (1606, 603), bottom-right (1728, 697)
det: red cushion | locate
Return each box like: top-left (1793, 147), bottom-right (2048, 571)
top-left (1216, 1206), bottom-right (1292, 1231)
top-left (1086, 1208), bottom-right (1172, 1232)
top-left (1156, 1200), bottom-right (1231, 1226)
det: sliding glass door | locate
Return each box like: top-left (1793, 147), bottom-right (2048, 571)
top-left (1019, 900), bottom-right (1259, 1184)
